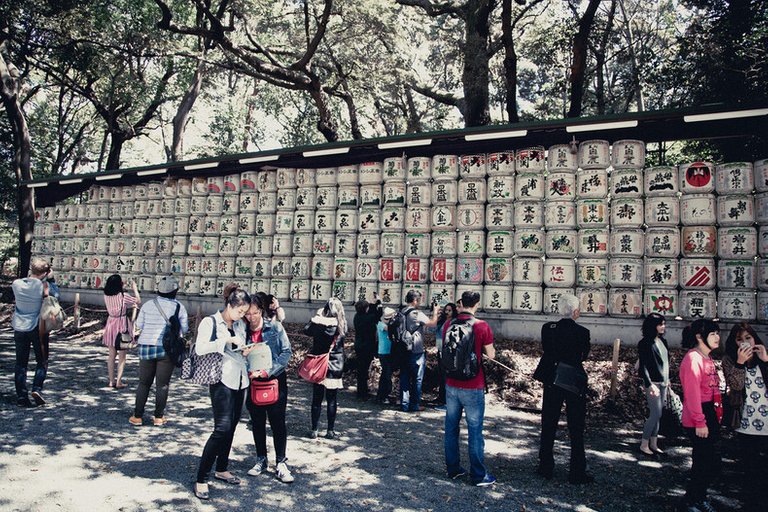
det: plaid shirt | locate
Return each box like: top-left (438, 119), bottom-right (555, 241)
top-left (139, 344), bottom-right (167, 361)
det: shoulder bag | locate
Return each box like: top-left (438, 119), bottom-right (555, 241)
top-left (298, 335), bottom-right (336, 384)
top-left (552, 361), bottom-right (588, 396)
top-left (117, 293), bottom-right (135, 348)
top-left (181, 316), bottom-right (223, 385)
top-left (39, 281), bottom-right (66, 333)
top-left (250, 378), bottom-right (279, 406)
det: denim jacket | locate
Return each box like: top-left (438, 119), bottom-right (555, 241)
top-left (247, 318), bottom-right (292, 378)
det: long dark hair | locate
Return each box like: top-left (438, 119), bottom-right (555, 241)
top-left (104, 274), bottom-right (124, 296)
top-left (641, 313), bottom-right (666, 342)
top-left (253, 291), bottom-right (277, 319)
top-left (724, 323), bottom-right (764, 369)
top-left (682, 319), bottom-right (720, 350)
top-left (437, 302), bottom-right (457, 327)
top-left (223, 282), bottom-right (251, 308)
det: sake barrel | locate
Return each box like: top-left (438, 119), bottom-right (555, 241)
top-left (358, 162), bottom-right (383, 184)
top-left (576, 199), bottom-right (608, 228)
top-left (357, 233), bottom-right (381, 258)
top-left (610, 169), bottom-right (643, 198)
top-left (334, 232), bottom-right (357, 256)
top-left (543, 288), bottom-right (575, 315)
top-left (276, 189), bottom-right (297, 210)
top-left (545, 229), bottom-right (578, 257)
top-left (680, 194), bottom-right (716, 226)
top-left (430, 258), bottom-right (457, 283)
top-left (268, 234), bottom-right (290, 257)
top-left (576, 169), bottom-right (608, 198)
top-left (578, 258), bottom-right (609, 287)
top-left (679, 162), bottom-right (715, 194)
top-left (718, 259), bottom-right (756, 290)
top-left (199, 255), bottom-right (218, 277)
top-left (133, 200), bottom-right (149, 219)
top-left (719, 226), bottom-right (757, 259)
top-left (578, 140), bottom-right (610, 169)
top-left (276, 168), bottom-right (297, 189)
top-left (644, 288), bottom-right (678, 317)
top-left (644, 257), bottom-right (679, 288)
top-left (406, 157), bottom-right (431, 181)
top-left (644, 197), bottom-right (680, 227)
top-left (359, 185), bottom-right (382, 207)
top-left (578, 228), bottom-right (609, 258)
top-left (109, 186), bottom-right (123, 202)
top-left (202, 215), bottom-right (220, 234)
top-left (431, 205), bottom-right (457, 231)
top-left (718, 290), bottom-right (756, 320)
top-left (430, 284), bottom-right (457, 308)
top-left (156, 218), bottom-right (174, 237)
top-left (108, 203), bottom-right (122, 220)
top-left (645, 227), bottom-right (680, 257)
top-left (270, 257), bottom-right (290, 278)
top-left (381, 232), bottom-right (406, 257)
top-left (287, 211), bottom-right (310, 233)
top-left (431, 154), bottom-right (460, 180)
top-left (760, 225), bottom-right (768, 257)
top-left (357, 207), bottom-right (381, 233)
top-left (485, 231), bottom-right (514, 257)
top-left (331, 280), bottom-right (355, 303)
top-left (236, 235), bottom-right (255, 256)
top-left (483, 257), bottom-right (511, 284)
top-left (173, 217), bottom-right (190, 236)
top-left (577, 287), bottom-right (608, 316)
top-left (255, 192), bottom-right (276, 213)
top-left (289, 279), bottom-right (310, 302)
top-left (405, 182), bottom-right (430, 207)
top-left (254, 171), bottom-right (276, 193)
top-left (485, 203), bottom-right (514, 230)
top-left (545, 201), bottom-right (577, 229)
top-left (681, 226), bottom-right (717, 257)
top-left (424, 232), bottom-right (455, 259)
top-left (754, 158), bottom-right (768, 192)
top-left (544, 258), bottom-right (576, 288)
top-left (240, 171), bottom-right (259, 191)
top-left (219, 215), bottom-right (239, 236)
top-left (291, 232), bottom-right (313, 256)
top-left (383, 157), bottom-right (406, 181)
top-left (207, 176), bottom-right (225, 195)
top-left (233, 257), bottom-right (253, 278)
top-left (514, 229), bottom-right (545, 257)
top-left (482, 285), bottom-right (512, 312)
top-left (456, 257), bottom-right (484, 284)
top-left (377, 282), bottom-right (402, 305)
top-left (609, 257), bottom-right (643, 287)
top-left (759, 292), bottom-right (768, 322)
top-left (381, 206), bottom-right (405, 231)
top-left (487, 152), bottom-right (515, 176)
top-left (678, 258), bottom-right (716, 290)
top-left (237, 213), bottom-right (256, 235)
top-left (516, 146), bottom-right (546, 173)
top-left (269, 278), bottom-right (290, 301)
top-left (547, 144), bottom-right (578, 172)
top-left (679, 290), bottom-right (717, 320)
top-left (716, 162), bottom-right (754, 194)
top-left (355, 258), bottom-right (379, 281)
top-left (717, 195), bottom-right (754, 226)
top-left (608, 288), bottom-right (643, 318)
top-left (458, 178), bottom-right (486, 204)
top-left (512, 286), bottom-right (543, 314)
top-left (403, 258), bottom-right (429, 283)
top-left (546, 172), bottom-right (576, 201)
top-left (515, 173), bottom-right (545, 200)
top-left (311, 256), bottom-right (333, 280)
top-left (514, 200), bottom-right (545, 228)
top-left (460, 154), bottom-right (488, 177)
top-left (295, 168), bottom-right (317, 187)
top-left (456, 231), bottom-right (485, 257)
top-left (330, 257), bottom-right (355, 282)
top-left (253, 236), bottom-right (273, 256)
top-left (642, 166), bottom-right (676, 196)
top-left (335, 210), bottom-right (358, 233)
top-left (217, 257), bottom-right (236, 277)
top-left (610, 228), bottom-right (644, 257)
top-left (611, 198), bottom-right (644, 228)
top-left (431, 181), bottom-right (458, 206)
top-left (611, 140), bottom-right (645, 169)
top-left (251, 277), bottom-right (271, 295)
top-left (404, 233), bottom-right (431, 258)
top-left (218, 236), bottom-right (238, 256)
top-left (513, 257), bottom-right (544, 285)
top-left (383, 181), bottom-right (406, 206)
top-left (379, 258), bottom-right (403, 282)
top-left (758, 259), bottom-right (768, 291)
top-left (239, 192), bottom-right (259, 213)
top-left (314, 211), bottom-right (336, 233)
top-left (405, 206), bottom-right (432, 233)
top-left (148, 182), bottom-right (164, 199)
top-left (337, 185), bottom-right (359, 209)
top-left (456, 204), bottom-right (485, 231)
top-left (223, 174), bottom-right (240, 194)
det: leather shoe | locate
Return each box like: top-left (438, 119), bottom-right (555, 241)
top-left (193, 482), bottom-right (209, 500)
top-left (568, 473), bottom-right (595, 485)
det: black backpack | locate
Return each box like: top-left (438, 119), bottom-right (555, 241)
top-left (156, 299), bottom-right (185, 367)
top-left (441, 315), bottom-right (479, 380)
top-left (388, 307), bottom-right (416, 352)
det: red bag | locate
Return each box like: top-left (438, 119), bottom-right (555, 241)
top-left (250, 379), bottom-right (279, 406)
top-left (297, 352), bottom-right (331, 384)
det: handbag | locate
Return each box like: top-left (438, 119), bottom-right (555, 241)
top-left (39, 282), bottom-right (66, 333)
top-left (552, 361), bottom-right (588, 395)
top-left (181, 316), bottom-right (224, 385)
top-left (664, 387), bottom-right (683, 423)
top-left (298, 336), bottom-right (336, 384)
top-left (250, 379), bottom-right (279, 406)
top-left (119, 294), bottom-right (134, 344)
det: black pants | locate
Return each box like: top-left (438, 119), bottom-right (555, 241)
top-left (311, 383), bottom-right (338, 431)
top-left (376, 354), bottom-right (394, 401)
top-left (134, 357), bottom-right (175, 418)
top-left (246, 372), bottom-right (288, 462)
top-left (356, 352), bottom-right (375, 397)
top-left (197, 382), bottom-right (246, 483)
top-left (436, 352), bottom-right (446, 404)
top-left (538, 383), bottom-right (587, 477)
top-left (738, 433), bottom-right (768, 512)
top-left (684, 402), bottom-right (721, 504)
top-left (14, 328), bottom-right (49, 398)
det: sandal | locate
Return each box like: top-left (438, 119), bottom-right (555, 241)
top-left (115, 383), bottom-right (127, 390)
top-left (193, 482), bottom-right (209, 500)
top-left (214, 472), bottom-right (241, 485)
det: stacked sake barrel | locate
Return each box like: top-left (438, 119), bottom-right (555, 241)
top-left (756, 159), bottom-right (768, 321)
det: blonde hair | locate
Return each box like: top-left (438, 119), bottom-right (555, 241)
top-left (30, 257), bottom-right (51, 278)
top-left (319, 297), bottom-right (348, 337)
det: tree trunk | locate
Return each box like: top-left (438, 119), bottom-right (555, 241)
top-left (171, 59), bottom-right (205, 161)
top-left (462, 0), bottom-right (492, 127)
top-left (617, 0), bottom-right (642, 112)
top-left (309, 80), bottom-right (339, 142)
top-left (567, 0), bottom-right (601, 118)
top-left (501, 0), bottom-right (519, 123)
top-left (595, 0), bottom-right (617, 115)
top-left (105, 131), bottom-right (126, 171)
top-left (243, 80), bottom-right (258, 152)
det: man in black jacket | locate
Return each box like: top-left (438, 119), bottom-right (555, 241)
top-left (533, 293), bottom-right (593, 484)
top-left (353, 297), bottom-right (382, 400)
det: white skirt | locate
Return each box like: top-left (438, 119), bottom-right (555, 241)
top-left (321, 378), bottom-right (344, 389)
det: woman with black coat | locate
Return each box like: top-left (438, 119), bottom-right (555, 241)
top-left (305, 297), bottom-right (347, 440)
top-left (353, 296), bottom-right (382, 400)
top-left (637, 313), bottom-right (670, 457)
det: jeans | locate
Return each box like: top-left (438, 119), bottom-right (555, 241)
top-left (436, 352), bottom-right (447, 404)
top-left (246, 372), bottom-right (288, 462)
top-left (311, 383), bottom-right (338, 431)
top-left (538, 383), bottom-right (587, 477)
top-left (684, 402), bottom-right (721, 504)
top-left (134, 357), bottom-right (175, 418)
top-left (197, 382), bottom-right (246, 483)
top-left (400, 352), bottom-right (425, 412)
top-left (376, 354), bottom-right (393, 402)
top-left (356, 352), bottom-right (375, 397)
top-left (14, 328), bottom-right (49, 398)
top-left (642, 383), bottom-right (667, 440)
top-left (444, 385), bottom-right (487, 483)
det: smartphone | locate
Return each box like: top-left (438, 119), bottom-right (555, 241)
top-left (740, 341), bottom-right (751, 350)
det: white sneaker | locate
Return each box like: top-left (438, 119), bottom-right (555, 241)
top-left (276, 461), bottom-right (295, 483)
top-left (247, 456), bottom-right (268, 476)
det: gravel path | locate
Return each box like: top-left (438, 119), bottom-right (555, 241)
top-left (0, 324), bottom-right (744, 512)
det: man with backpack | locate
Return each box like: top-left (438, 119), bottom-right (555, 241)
top-left (392, 290), bottom-right (438, 412)
top-left (442, 291), bottom-right (496, 487)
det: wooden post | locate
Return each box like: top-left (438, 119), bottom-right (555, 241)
top-left (609, 338), bottom-right (621, 398)
top-left (73, 293), bottom-right (81, 332)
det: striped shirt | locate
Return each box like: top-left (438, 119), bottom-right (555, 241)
top-left (136, 297), bottom-right (189, 350)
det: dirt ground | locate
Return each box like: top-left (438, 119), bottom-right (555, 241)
top-left (0, 300), bottom-right (751, 512)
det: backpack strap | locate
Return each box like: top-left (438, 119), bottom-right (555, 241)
top-left (154, 298), bottom-right (170, 326)
top-left (208, 315), bottom-right (217, 342)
